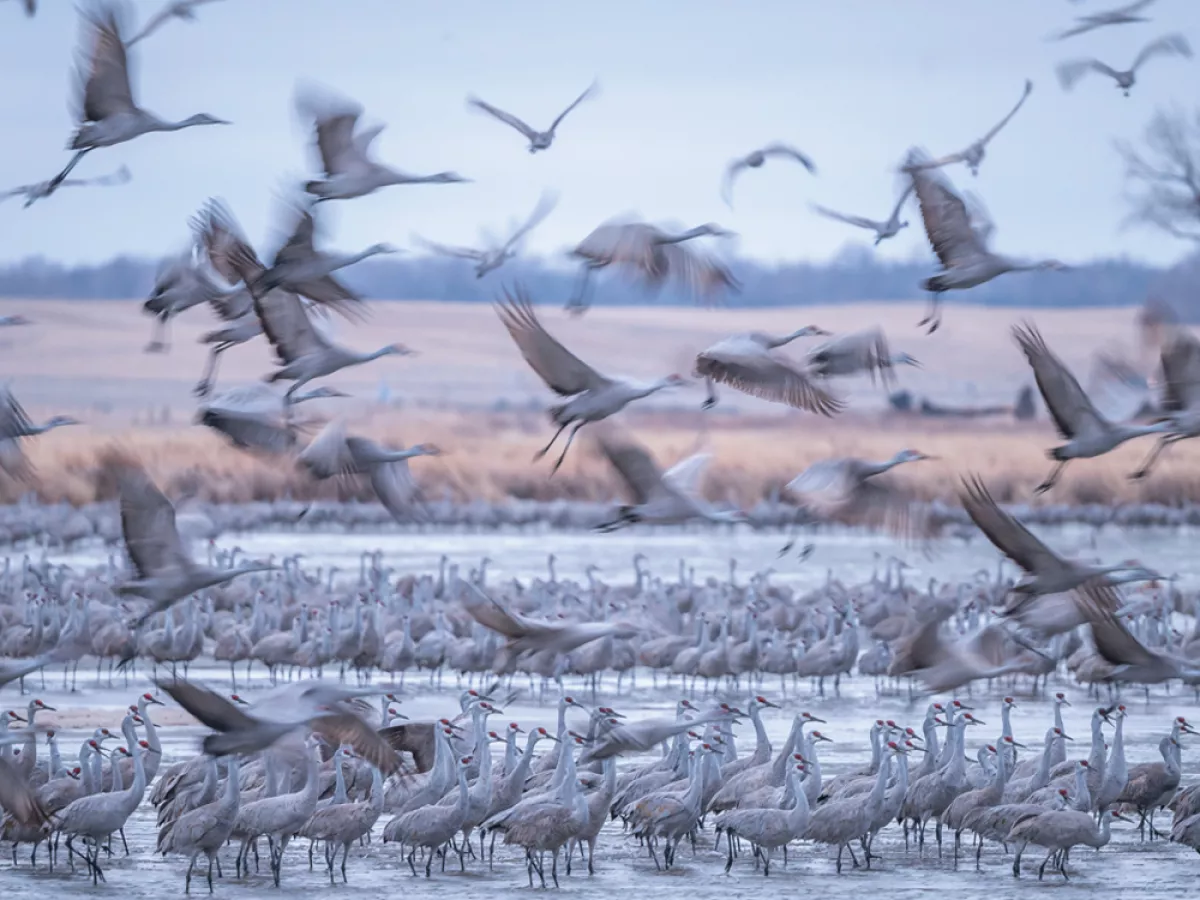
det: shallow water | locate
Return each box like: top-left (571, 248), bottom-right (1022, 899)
top-left (5, 528), bottom-right (1200, 896)
top-left (5, 665), bottom-right (1199, 898)
top-left (19, 523), bottom-right (1200, 589)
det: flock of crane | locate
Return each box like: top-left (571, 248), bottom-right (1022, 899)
top-left (3, 549), bottom-right (1200, 890)
top-left (2, 0), bottom-right (1200, 891)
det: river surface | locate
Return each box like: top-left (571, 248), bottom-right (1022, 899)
top-left (4, 528), bottom-right (1200, 897)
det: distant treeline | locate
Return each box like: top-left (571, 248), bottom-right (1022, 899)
top-left (0, 246), bottom-right (1194, 312)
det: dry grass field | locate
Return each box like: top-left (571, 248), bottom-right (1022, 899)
top-left (3, 297), bottom-right (1197, 507)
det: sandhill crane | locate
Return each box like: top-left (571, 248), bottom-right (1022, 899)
top-left (1116, 734), bottom-right (1183, 838)
top-left (467, 81), bottom-right (598, 153)
top-left (299, 762), bottom-right (383, 882)
top-left (959, 475), bottom-right (1163, 624)
top-left (462, 580), bottom-right (639, 663)
top-left (905, 149), bottom-right (1067, 333)
top-left (253, 289), bottom-right (414, 403)
top-left (566, 217), bottom-right (738, 313)
top-left (1008, 807), bottom-right (1125, 880)
top-left (161, 679), bottom-right (402, 773)
top-left (1051, 0), bottom-right (1157, 41)
top-left (142, 239), bottom-right (243, 354)
top-left (234, 735), bottom-right (322, 886)
top-left (721, 143), bottom-right (817, 207)
top-left (780, 450), bottom-right (936, 553)
top-left (693, 325), bottom-right (843, 413)
top-left (906, 80), bottom-right (1033, 177)
top-left (159, 754), bottom-right (239, 893)
top-left (297, 420), bottom-right (440, 522)
top-left (413, 190), bottom-right (557, 278)
top-left (126, 0), bottom-right (224, 46)
top-left (112, 458), bottom-right (273, 628)
top-left (810, 184), bottom-right (913, 245)
top-left (55, 719), bottom-right (148, 884)
top-left (1057, 33), bottom-right (1191, 95)
top-left (0, 163), bottom-right (128, 209)
top-left (383, 754), bottom-right (473, 876)
top-left (714, 762), bottom-right (811, 875)
top-left (298, 83), bottom-right (468, 201)
top-left (591, 430), bottom-right (749, 532)
top-left (197, 384), bottom-right (346, 455)
top-left (52, 0), bottom-right (228, 185)
top-left (1012, 322), bottom-right (1170, 492)
top-left (0, 387), bottom-right (80, 482)
top-left (207, 196), bottom-right (393, 309)
top-left (805, 327), bottom-right (920, 386)
top-left (1130, 328), bottom-right (1200, 479)
top-left (495, 287), bottom-right (687, 472)
top-left (188, 198), bottom-right (370, 394)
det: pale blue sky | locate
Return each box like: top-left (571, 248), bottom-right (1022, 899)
top-left (0, 0), bottom-right (1197, 267)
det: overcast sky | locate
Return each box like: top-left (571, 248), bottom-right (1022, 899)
top-left (0, 0), bottom-right (1198, 268)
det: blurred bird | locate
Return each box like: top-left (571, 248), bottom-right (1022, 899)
top-left (722, 143), bottom-right (817, 207)
top-left (467, 81), bottom-right (598, 153)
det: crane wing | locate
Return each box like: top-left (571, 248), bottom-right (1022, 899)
top-left (253, 290), bottom-right (331, 366)
top-left (197, 407), bottom-right (296, 455)
top-left (0, 387), bottom-right (35, 441)
top-left (296, 83), bottom-right (367, 177)
top-left (978, 79), bottom-right (1033, 146)
top-left (695, 341), bottom-right (843, 415)
top-left (494, 285), bottom-right (610, 396)
top-left (1077, 585), bottom-right (1163, 669)
top-left (160, 679), bottom-right (259, 732)
top-left (1159, 330), bottom-right (1200, 412)
top-left (907, 151), bottom-right (988, 267)
top-left (760, 142), bottom-right (818, 173)
top-left (662, 452), bottom-right (711, 498)
top-left (192, 198), bottom-right (265, 283)
top-left (466, 97), bottom-right (537, 140)
top-left (0, 755), bottom-right (46, 827)
top-left (116, 459), bottom-right (193, 579)
top-left (311, 712), bottom-right (403, 776)
top-left (655, 244), bottom-right (741, 302)
top-left (1132, 32), bottom-right (1193, 70)
top-left (548, 80), bottom-right (599, 132)
top-left (595, 432), bottom-right (671, 507)
top-left (1012, 321), bottom-right (1109, 440)
top-left (462, 581), bottom-right (559, 641)
top-left (501, 190), bottom-right (559, 253)
top-left (73, 0), bottom-right (137, 124)
top-left (958, 474), bottom-right (1066, 576)
top-left (412, 235), bottom-right (484, 261)
top-left (810, 203), bottom-right (880, 231)
top-left (297, 421), bottom-right (358, 480)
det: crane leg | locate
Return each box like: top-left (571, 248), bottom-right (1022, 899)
top-left (917, 292), bottom-right (942, 334)
top-left (550, 422), bottom-right (585, 475)
top-left (566, 266), bottom-right (594, 315)
top-left (194, 344), bottom-right (230, 397)
top-left (533, 421), bottom-right (571, 462)
top-left (1034, 460), bottom-right (1067, 494)
top-left (1130, 434), bottom-right (1181, 480)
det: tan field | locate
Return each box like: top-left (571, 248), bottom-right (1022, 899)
top-left (3, 298), bottom-right (1196, 507)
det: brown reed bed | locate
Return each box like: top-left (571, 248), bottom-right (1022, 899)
top-left (10, 408), bottom-right (1200, 509)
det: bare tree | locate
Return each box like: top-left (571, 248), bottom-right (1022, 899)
top-left (1118, 107), bottom-right (1200, 242)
